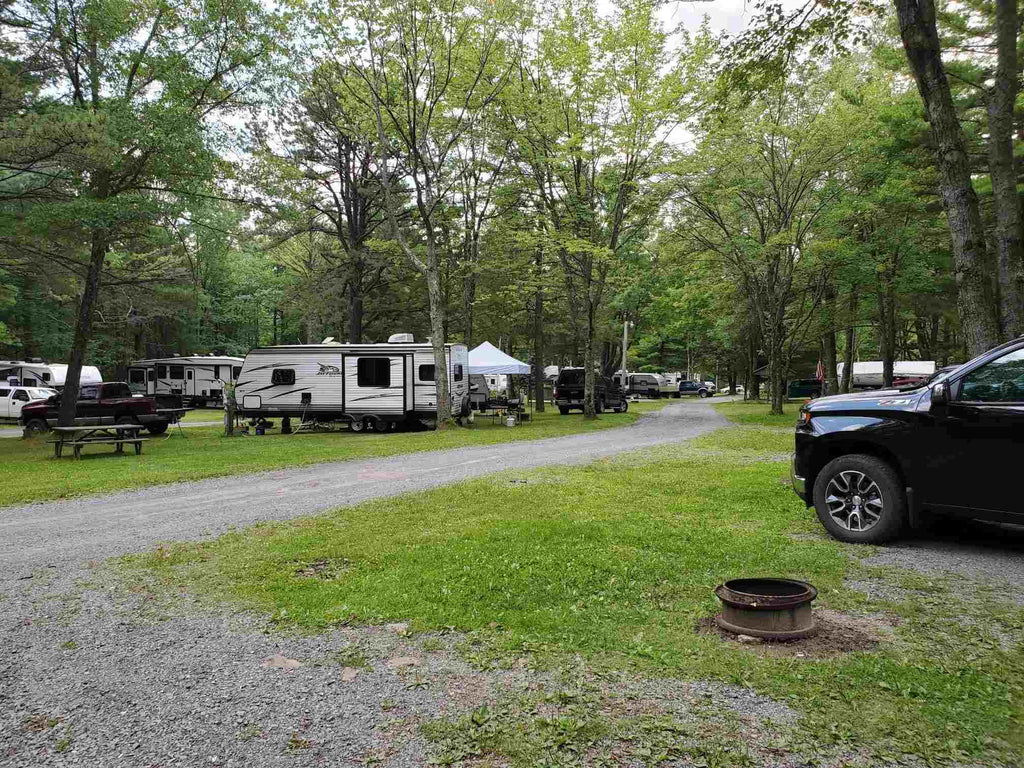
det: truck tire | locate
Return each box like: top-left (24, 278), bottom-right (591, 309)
top-left (147, 422), bottom-right (168, 435)
top-left (699, 389), bottom-right (709, 398)
top-left (23, 419), bottom-right (48, 437)
top-left (558, 406), bottom-right (570, 415)
top-left (812, 454), bottom-right (907, 544)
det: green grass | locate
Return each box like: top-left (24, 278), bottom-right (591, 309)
top-left (714, 399), bottom-right (804, 427)
top-left (0, 401), bottom-right (666, 506)
top-left (125, 423), bottom-right (1024, 765)
top-left (181, 408), bottom-right (225, 423)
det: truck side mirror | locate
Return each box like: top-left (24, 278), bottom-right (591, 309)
top-left (931, 381), bottom-right (949, 408)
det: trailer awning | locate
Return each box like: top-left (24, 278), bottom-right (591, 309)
top-left (468, 342), bottom-right (531, 374)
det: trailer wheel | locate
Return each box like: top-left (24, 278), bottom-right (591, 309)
top-left (373, 419), bottom-right (389, 433)
top-left (350, 419), bottom-right (365, 433)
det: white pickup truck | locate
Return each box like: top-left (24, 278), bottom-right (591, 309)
top-left (0, 385), bottom-right (57, 422)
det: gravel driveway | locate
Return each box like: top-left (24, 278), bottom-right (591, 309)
top-left (2, 400), bottom-right (762, 768)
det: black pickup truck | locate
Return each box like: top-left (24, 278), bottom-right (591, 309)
top-left (792, 336), bottom-right (1024, 543)
top-left (21, 381), bottom-right (173, 436)
top-left (554, 368), bottom-right (628, 414)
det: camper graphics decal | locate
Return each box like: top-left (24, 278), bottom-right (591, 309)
top-left (316, 362), bottom-right (342, 376)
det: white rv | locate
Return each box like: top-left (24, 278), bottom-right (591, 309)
top-left (836, 360), bottom-right (936, 389)
top-left (0, 359), bottom-right (102, 390)
top-left (127, 355), bottom-right (245, 407)
top-left (234, 334), bottom-right (471, 431)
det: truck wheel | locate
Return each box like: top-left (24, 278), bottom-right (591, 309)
top-left (812, 455), bottom-right (906, 544)
top-left (24, 419), bottom-right (48, 437)
top-left (147, 422), bottom-right (168, 436)
top-left (558, 406), bottom-right (570, 415)
top-left (118, 415), bottom-right (140, 425)
top-left (699, 390), bottom-right (709, 398)
top-left (615, 400), bottom-right (628, 413)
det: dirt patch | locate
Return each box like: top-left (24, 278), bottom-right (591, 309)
top-left (291, 558), bottom-right (351, 579)
top-left (698, 609), bottom-right (895, 658)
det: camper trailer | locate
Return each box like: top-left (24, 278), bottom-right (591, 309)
top-left (127, 355), bottom-right (244, 407)
top-left (0, 360), bottom-right (102, 390)
top-left (234, 334), bottom-right (470, 431)
top-left (836, 360), bottom-right (936, 389)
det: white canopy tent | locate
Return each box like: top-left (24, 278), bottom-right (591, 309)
top-left (467, 341), bottom-right (530, 374)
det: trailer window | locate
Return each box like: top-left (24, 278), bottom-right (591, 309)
top-left (148, 369), bottom-right (155, 382)
top-left (170, 365), bottom-right (184, 380)
top-left (158, 365), bottom-right (167, 378)
top-left (271, 368), bottom-right (296, 385)
top-left (129, 369), bottom-right (146, 385)
top-left (232, 366), bottom-right (241, 379)
top-left (213, 365), bottom-right (220, 380)
top-left (454, 364), bottom-right (463, 382)
top-left (418, 364), bottom-right (435, 382)
top-left (357, 358), bottom-right (391, 388)
top-left (186, 370), bottom-right (193, 381)
top-left (41, 372), bottom-right (51, 382)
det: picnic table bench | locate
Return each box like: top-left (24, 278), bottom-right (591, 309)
top-left (49, 424), bottom-right (148, 459)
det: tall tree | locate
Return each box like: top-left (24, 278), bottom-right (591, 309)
top-left (1, 0), bottom-right (277, 424)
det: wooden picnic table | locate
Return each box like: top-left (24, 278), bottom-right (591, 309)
top-left (50, 424), bottom-right (147, 459)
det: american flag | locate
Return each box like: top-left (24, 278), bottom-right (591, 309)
top-left (815, 359), bottom-right (825, 382)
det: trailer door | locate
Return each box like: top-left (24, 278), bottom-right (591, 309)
top-left (404, 355), bottom-right (414, 413)
top-left (186, 368), bottom-right (196, 397)
top-left (343, 355), bottom-right (405, 416)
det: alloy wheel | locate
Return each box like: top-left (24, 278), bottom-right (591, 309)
top-left (824, 470), bottom-right (884, 532)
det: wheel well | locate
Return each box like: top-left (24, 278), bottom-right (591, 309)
top-left (807, 440), bottom-right (908, 494)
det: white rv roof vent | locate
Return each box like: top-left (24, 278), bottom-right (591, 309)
top-left (388, 333), bottom-right (414, 343)
top-left (321, 337), bottom-right (335, 344)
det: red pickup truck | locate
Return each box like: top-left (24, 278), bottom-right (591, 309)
top-left (21, 382), bottom-right (171, 436)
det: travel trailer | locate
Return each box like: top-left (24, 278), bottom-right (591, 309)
top-left (234, 334), bottom-right (471, 431)
top-left (836, 360), bottom-right (936, 389)
top-left (127, 355), bottom-right (244, 407)
top-left (0, 360), bottom-right (102, 390)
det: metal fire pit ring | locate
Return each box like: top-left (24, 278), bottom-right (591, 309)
top-left (714, 578), bottom-right (818, 640)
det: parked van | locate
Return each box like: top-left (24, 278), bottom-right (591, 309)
top-left (234, 334), bottom-right (470, 431)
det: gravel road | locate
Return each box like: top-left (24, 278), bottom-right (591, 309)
top-left (4, 400), bottom-right (782, 768)
top-left (0, 401), bottom-right (727, 572)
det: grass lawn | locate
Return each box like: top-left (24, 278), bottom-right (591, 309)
top-left (127, 410), bottom-right (1024, 766)
top-left (714, 398), bottom-right (806, 427)
top-left (181, 407), bottom-right (226, 423)
top-left (0, 401), bottom-right (666, 506)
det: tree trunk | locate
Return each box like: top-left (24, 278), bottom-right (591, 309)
top-left (841, 286), bottom-right (858, 393)
top-left (583, 300), bottom-right (597, 419)
top-left (348, 260), bottom-right (364, 343)
top-left (533, 248), bottom-right (545, 412)
top-left (768, 337), bottom-right (784, 415)
top-left (987, 0), bottom-right (1024, 338)
top-left (426, 266), bottom-right (452, 428)
top-left (58, 231), bottom-right (106, 426)
top-left (878, 276), bottom-right (897, 388)
top-left (822, 329), bottom-right (838, 396)
top-left (895, 0), bottom-right (1001, 355)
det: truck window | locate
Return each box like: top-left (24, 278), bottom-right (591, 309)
top-left (104, 383), bottom-right (131, 398)
top-left (557, 370), bottom-right (585, 386)
top-left (418, 364), bottom-right (436, 382)
top-left (13, 390), bottom-right (29, 402)
top-left (170, 365), bottom-right (184, 380)
top-left (271, 368), bottom-right (296, 385)
top-left (357, 358), bottom-right (391, 388)
top-left (0, 388), bottom-right (8, 398)
top-left (80, 385), bottom-right (99, 399)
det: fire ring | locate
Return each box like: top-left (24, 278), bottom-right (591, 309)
top-left (714, 578), bottom-right (818, 640)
